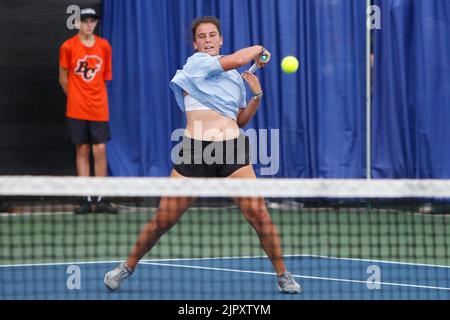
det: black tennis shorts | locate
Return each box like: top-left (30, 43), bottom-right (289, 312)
top-left (173, 135), bottom-right (251, 178)
top-left (66, 118), bottom-right (111, 145)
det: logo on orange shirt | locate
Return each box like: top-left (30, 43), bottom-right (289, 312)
top-left (74, 55), bottom-right (103, 82)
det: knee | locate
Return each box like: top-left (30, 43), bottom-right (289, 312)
top-left (77, 144), bottom-right (90, 157)
top-left (243, 205), bottom-right (273, 229)
top-left (92, 144), bottom-right (106, 158)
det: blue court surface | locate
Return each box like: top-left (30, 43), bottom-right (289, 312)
top-left (1, 255), bottom-right (449, 300)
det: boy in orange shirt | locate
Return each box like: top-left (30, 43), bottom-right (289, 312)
top-left (59, 8), bottom-right (117, 214)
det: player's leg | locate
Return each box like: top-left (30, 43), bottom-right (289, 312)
top-left (89, 120), bottom-right (110, 178)
top-left (74, 144), bottom-right (92, 213)
top-left (126, 169), bottom-right (196, 268)
top-left (90, 121), bottom-right (117, 213)
top-left (67, 118), bottom-right (93, 213)
top-left (229, 165), bottom-right (301, 293)
top-left (104, 169), bottom-right (197, 290)
top-left (228, 165), bottom-right (286, 273)
top-left (76, 144), bottom-right (91, 176)
top-left (67, 118), bottom-right (91, 176)
top-left (75, 144), bottom-right (93, 212)
top-left (92, 143), bottom-right (107, 177)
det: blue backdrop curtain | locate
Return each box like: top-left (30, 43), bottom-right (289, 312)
top-left (102, 0), bottom-right (367, 177)
top-left (372, 0), bottom-right (450, 178)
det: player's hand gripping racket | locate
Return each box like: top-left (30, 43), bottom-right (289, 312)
top-left (248, 52), bottom-right (270, 74)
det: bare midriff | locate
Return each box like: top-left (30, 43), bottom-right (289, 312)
top-left (184, 92), bottom-right (240, 141)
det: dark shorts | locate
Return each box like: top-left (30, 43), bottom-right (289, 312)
top-left (66, 118), bottom-right (111, 145)
top-left (173, 135), bottom-right (251, 178)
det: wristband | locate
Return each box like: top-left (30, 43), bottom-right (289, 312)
top-left (253, 92), bottom-right (263, 100)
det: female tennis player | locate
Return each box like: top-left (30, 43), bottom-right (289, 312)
top-left (104, 16), bottom-right (301, 294)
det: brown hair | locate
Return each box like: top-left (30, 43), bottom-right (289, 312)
top-left (191, 16), bottom-right (221, 40)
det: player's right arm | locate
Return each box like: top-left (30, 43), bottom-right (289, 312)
top-left (59, 67), bottom-right (69, 95)
top-left (219, 46), bottom-right (270, 71)
top-left (59, 41), bottom-right (71, 96)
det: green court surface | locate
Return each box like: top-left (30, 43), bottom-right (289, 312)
top-left (2, 203), bottom-right (449, 266)
top-left (0, 202), bottom-right (450, 266)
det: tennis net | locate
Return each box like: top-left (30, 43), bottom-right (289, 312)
top-left (0, 176), bottom-right (449, 300)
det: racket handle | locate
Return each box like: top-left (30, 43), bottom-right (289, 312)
top-left (248, 64), bottom-right (258, 74)
top-left (247, 54), bottom-right (269, 74)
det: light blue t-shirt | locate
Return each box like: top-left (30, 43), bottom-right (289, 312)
top-left (169, 52), bottom-right (247, 120)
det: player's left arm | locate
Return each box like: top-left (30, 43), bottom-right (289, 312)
top-left (237, 72), bottom-right (263, 128)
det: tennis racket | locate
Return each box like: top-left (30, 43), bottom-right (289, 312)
top-left (248, 54), bottom-right (269, 74)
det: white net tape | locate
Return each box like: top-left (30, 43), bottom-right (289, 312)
top-left (1, 176), bottom-right (450, 198)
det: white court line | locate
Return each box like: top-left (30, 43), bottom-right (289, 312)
top-left (284, 254), bottom-right (450, 269)
top-left (0, 260), bottom-right (123, 268)
top-left (141, 254), bottom-right (450, 269)
top-left (1, 254), bottom-right (450, 269)
top-left (0, 257), bottom-right (270, 268)
top-left (0, 212), bottom-right (73, 218)
top-left (2, 256), bottom-right (450, 291)
top-left (140, 261), bottom-right (450, 292)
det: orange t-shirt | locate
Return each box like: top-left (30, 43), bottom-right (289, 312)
top-left (59, 35), bottom-right (112, 121)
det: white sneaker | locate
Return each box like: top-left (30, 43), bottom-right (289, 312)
top-left (277, 271), bottom-right (302, 294)
top-left (104, 262), bottom-right (134, 291)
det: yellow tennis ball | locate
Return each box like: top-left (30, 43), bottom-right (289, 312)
top-left (281, 56), bottom-right (299, 74)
